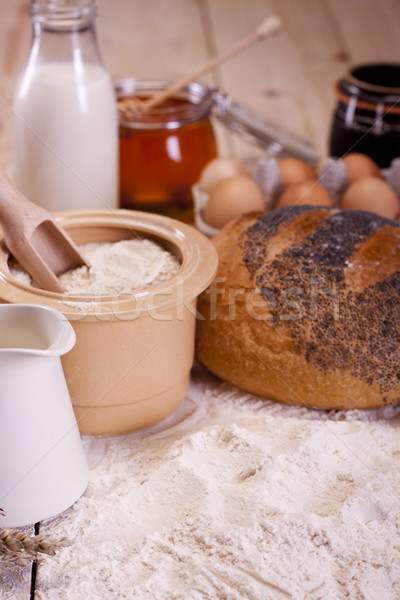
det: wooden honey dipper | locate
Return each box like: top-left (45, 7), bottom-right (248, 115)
top-left (134, 15), bottom-right (282, 113)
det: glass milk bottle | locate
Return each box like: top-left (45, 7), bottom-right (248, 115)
top-left (13, 0), bottom-right (118, 211)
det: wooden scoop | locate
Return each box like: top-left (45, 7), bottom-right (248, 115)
top-left (0, 169), bottom-right (90, 293)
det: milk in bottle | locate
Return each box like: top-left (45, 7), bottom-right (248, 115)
top-left (13, 0), bottom-right (118, 212)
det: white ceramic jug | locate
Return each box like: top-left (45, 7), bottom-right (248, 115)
top-left (0, 304), bottom-right (89, 527)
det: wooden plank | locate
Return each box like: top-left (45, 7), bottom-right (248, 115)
top-left (96, 0), bottom-right (213, 82)
top-left (204, 0), bottom-right (348, 161)
top-left (325, 0), bottom-right (400, 63)
top-left (0, 0), bottom-right (31, 170)
top-left (0, 564), bottom-right (33, 600)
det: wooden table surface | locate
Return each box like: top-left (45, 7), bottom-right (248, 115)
top-left (0, 0), bottom-right (399, 598)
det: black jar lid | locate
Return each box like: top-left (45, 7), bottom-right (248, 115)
top-left (339, 63), bottom-right (400, 107)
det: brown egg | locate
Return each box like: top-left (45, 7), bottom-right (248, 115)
top-left (275, 179), bottom-right (333, 208)
top-left (203, 176), bottom-right (265, 229)
top-left (198, 157), bottom-right (249, 193)
top-left (277, 158), bottom-right (318, 188)
top-left (342, 153), bottom-right (382, 183)
top-left (341, 177), bottom-right (400, 219)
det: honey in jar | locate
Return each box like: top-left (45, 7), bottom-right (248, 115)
top-left (116, 79), bottom-right (218, 221)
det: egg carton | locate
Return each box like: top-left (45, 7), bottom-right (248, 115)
top-left (255, 156), bottom-right (400, 210)
top-left (193, 184), bottom-right (220, 237)
top-left (194, 156), bottom-right (400, 237)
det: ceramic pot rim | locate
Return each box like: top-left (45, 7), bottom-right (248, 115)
top-left (0, 209), bottom-right (218, 321)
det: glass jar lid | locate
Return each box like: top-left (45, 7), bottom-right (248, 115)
top-left (214, 91), bottom-right (319, 166)
top-left (116, 79), bottom-right (215, 130)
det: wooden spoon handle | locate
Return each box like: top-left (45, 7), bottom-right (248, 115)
top-left (139, 15), bottom-right (282, 113)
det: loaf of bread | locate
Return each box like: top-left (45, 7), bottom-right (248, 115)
top-left (195, 206), bottom-right (400, 409)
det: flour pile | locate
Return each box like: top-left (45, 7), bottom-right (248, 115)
top-left (19, 369), bottom-right (400, 599)
top-left (10, 238), bottom-right (181, 295)
top-left (59, 239), bottom-right (180, 295)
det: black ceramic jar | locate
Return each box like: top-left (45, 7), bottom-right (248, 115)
top-left (329, 63), bottom-right (400, 168)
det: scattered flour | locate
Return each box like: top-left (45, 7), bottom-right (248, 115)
top-left (3, 367), bottom-right (398, 600)
top-left (10, 238), bottom-right (181, 295)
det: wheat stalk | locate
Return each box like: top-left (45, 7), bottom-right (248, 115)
top-left (0, 529), bottom-right (72, 567)
top-left (0, 509), bottom-right (72, 567)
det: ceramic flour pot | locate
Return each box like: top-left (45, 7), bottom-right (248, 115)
top-left (0, 210), bottom-right (218, 436)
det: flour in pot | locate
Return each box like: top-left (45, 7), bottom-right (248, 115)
top-left (11, 238), bottom-right (181, 294)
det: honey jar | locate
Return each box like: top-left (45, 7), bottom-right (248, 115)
top-left (116, 78), bottom-right (319, 221)
top-left (116, 79), bottom-right (218, 221)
